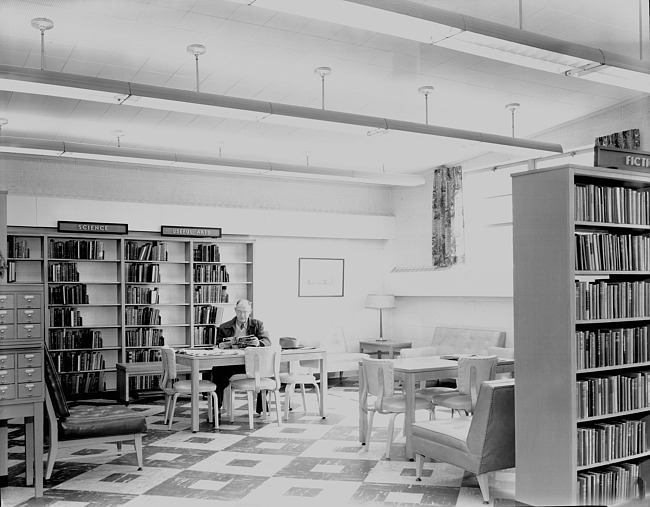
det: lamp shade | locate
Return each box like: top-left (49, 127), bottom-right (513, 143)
top-left (365, 294), bottom-right (396, 309)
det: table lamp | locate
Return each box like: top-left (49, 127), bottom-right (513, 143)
top-left (365, 294), bottom-right (396, 342)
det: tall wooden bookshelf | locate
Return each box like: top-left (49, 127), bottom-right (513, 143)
top-left (513, 164), bottom-right (650, 506)
top-left (7, 228), bottom-right (254, 398)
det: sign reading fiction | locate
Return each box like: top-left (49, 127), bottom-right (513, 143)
top-left (161, 226), bottom-right (222, 238)
top-left (58, 221), bottom-right (128, 234)
top-left (594, 146), bottom-right (650, 174)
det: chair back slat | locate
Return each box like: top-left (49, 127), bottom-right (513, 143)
top-left (44, 345), bottom-right (70, 419)
top-left (457, 355), bottom-right (497, 395)
top-left (244, 346), bottom-right (281, 389)
top-left (362, 357), bottom-right (395, 398)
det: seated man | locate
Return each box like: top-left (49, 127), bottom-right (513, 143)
top-left (211, 299), bottom-right (271, 413)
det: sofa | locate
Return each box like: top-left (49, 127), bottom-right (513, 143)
top-left (300, 327), bottom-right (368, 378)
top-left (428, 326), bottom-right (507, 356)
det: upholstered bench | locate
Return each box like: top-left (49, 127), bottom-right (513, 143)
top-left (430, 327), bottom-right (506, 356)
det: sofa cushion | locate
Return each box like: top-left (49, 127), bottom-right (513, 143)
top-left (431, 327), bottom-right (506, 356)
top-left (59, 405), bottom-right (147, 440)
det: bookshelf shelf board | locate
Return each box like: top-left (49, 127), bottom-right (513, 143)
top-left (48, 281), bottom-right (120, 286)
top-left (575, 220), bottom-right (650, 231)
top-left (48, 303), bottom-right (121, 308)
top-left (576, 450), bottom-right (650, 472)
top-left (576, 270), bottom-right (650, 276)
top-left (125, 346), bottom-right (164, 350)
top-left (9, 257), bottom-right (43, 261)
top-left (57, 368), bottom-right (117, 374)
top-left (124, 324), bottom-right (188, 328)
top-left (125, 303), bottom-right (189, 307)
top-left (576, 316), bottom-right (650, 325)
top-left (49, 259), bottom-right (119, 263)
top-left (577, 360), bottom-right (650, 374)
top-left (125, 282), bottom-right (188, 286)
top-left (49, 325), bottom-right (120, 330)
top-left (125, 260), bottom-right (190, 265)
top-left (578, 406), bottom-right (650, 424)
top-left (50, 347), bottom-right (120, 352)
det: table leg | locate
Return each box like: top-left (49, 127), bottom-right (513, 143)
top-left (358, 362), bottom-right (367, 444)
top-left (403, 372), bottom-right (416, 460)
top-left (24, 415), bottom-right (33, 487)
top-left (190, 361), bottom-right (200, 432)
top-left (319, 354), bottom-right (328, 419)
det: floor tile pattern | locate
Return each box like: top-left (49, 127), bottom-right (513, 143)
top-left (1, 379), bottom-right (519, 507)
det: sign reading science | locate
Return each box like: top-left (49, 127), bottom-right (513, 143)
top-left (161, 226), bottom-right (222, 238)
top-left (58, 221), bottom-right (128, 234)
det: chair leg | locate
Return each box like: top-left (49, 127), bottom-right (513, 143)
top-left (299, 383), bottom-right (307, 411)
top-left (116, 442), bottom-right (122, 453)
top-left (134, 434), bottom-right (144, 471)
top-left (313, 382), bottom-right (321, 409)
top-left (415, 453), bottom-right (424, 481)
top-left (230, 387), bottom-right (236, 423)
top-left (247, 391), bottom-right (255, 429)
top-left (224, 384), bottom-right (231, 418)
top-left (272, 390), bottom-right (282, 426)
top-left (45, 441), bottom-right (58, 480)
top-left (207, 392), bottom-right (213, 423)
top-left (168, 393), bottom-right (179, 430)
top-left (365, 411), bottom-right (375, 450)
top-left (284, 383), bottom-right (295, 421)
top-left (163, 394), bottom-right (171, 424)
top-left (386, 413), bottom-right (398, 460)
top-left (476, 473), bottom-right (490, 504)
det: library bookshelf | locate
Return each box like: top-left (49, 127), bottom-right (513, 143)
top-left (7, 227), bottom-right (254, 399)
top-left (513, 164), bottom-right (650, 506)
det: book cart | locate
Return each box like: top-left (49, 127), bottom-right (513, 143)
top-left (513, 164), bottom-right (650, 506)
top-left (7, 227), bottom-right (254, 400)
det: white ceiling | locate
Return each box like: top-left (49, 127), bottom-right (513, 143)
top-left (0, 0), bottom-right (648, 181)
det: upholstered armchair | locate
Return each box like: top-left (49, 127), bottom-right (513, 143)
top-left (412, 378), bottom-right (515, 504)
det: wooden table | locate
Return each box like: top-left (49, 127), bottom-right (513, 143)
top-left (358, 355), bottom-right (514, 459)
top-left (175, 347), bottom-right (328, 432)
top-left (359, 340), bottom-right (412, 359)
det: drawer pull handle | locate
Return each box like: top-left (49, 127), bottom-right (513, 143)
top-left (25, 369), bottom-right (34, 376)
top-left (24, 354), bottom-right (34, 362)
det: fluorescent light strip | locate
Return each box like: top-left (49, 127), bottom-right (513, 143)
top-left (0, 65), bottom-right (563, 154)
top-left (0, 136), bottom-right (425, 186)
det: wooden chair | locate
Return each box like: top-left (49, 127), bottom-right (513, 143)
top-left (228, 346), bottom-right (282, 429)
top-left (159, 345), bottom-right (219, 429)
top-left (43, 346), bottom-right (147, 480)
top-left (413, 379), bottom-right (515, 504)
top-left (361, 357), bottom-right (432, 460)
top-left (279, 361), bottom-right (321, 421)
top-left (431, 355), bottom-right (498, 417)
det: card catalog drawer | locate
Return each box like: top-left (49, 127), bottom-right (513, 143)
top-left (0, 295), bottom-right (15, 309)
top-left (0, 384), bottom-right (16, 400)
top-left (18, 382), bottom-right (42, 399)
top-left (0, 310), bottom-right (14, 324)
top-left (0, 369), bottom-right (15, 385)
top-left (16, 293), bottom-right (41, 309)
top-left (0, 354), bottom-right (15, 368)
top-left (18, 367), bottom-right (41, 383)
top-left (17, 324), bottom-right (40, 339)
top-left (18, 352), bottom-right (42, 368)
top-left (17, 309), bottom-right (40, 324)
top-left (0, 325), bottom-right (15, 340)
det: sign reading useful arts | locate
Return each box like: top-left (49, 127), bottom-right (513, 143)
top-left (161, 226), bottom-right (222, 238)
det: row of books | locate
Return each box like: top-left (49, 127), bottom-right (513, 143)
top-left (59, 371), bottom-right (105, 396)
top-left (193, 264), bottom-right (229, 282)
top-left (49, 239), bottom-right (105, 260)
top-left (576, 372), bottom-right (650, 418)
top-left (576, 326), bottom-right (649, 370)
top-left (124, 306), bottom-right (161, 325)
top-left (577, 419), bottom-right (647, 466)
top-left (575, 183), bottom-right (650, 225)
top-left (193, 285), bottom-right (224, 303)
top-left (7, 237), bottom-right (30, 258)
top-left (577, 463), bottom-right (642, 506)
top-left (194, 325), bottom-right (217, 345)
top-left (51, 351), bottom-right (105, 372)
top-left (126, 349), bottom-right (161, 363)
top-left (575, 232), bottom-right (650, 271)
top-left (126, 263), bottom-right (161, 283)
top-left (48, 263), bottom-right (80, 282)
top-left (194, 305), bottom-right (224, 325)
top-left (50, 307), bottom-right (83, 327)
top-left (48, 329), bottom-right (103, 350)
top-left (575, 280), bottom-right (650, 321)
top-left (124, 328), bottom-right (164, 346)
top-left (125, 286), bottom-right (160, 304)
top-left (49, 284), bottom-right (89, 305)
top-left (125, 241), bottom-right (168, 261)
top-left (128, 373), bottom-right (160, 392)
top-left (193, 244), bottom-right (220, 262)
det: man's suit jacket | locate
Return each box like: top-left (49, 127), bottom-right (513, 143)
top-left (216, 317), bottom-right (271, 347)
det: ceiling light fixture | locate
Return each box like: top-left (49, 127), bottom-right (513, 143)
top-left (242, 0), bottom-right (650, 93)
top-left (314, 66), bottom-right (331, 110)
top-left (30, 18), bottom-right (54, 71)
top-left (418, 85), bottom-right (434, 125)
top-left (0, 65), bottom-right (563, 156)
top-left (0, 136), bottom-right (425, 187)
top-left (187, 44), bottom-right (207, 92)
top-left (505, 103), bottom-right (520, 138)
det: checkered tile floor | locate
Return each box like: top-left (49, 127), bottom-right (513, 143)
top-left (1, 378), bottom-right (518, 507)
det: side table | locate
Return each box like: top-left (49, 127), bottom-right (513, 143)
top-left (359, 340), bottom-right (412, 359)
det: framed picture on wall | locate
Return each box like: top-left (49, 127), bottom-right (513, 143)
top-left (298, 258), bottom-right (344, 297)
